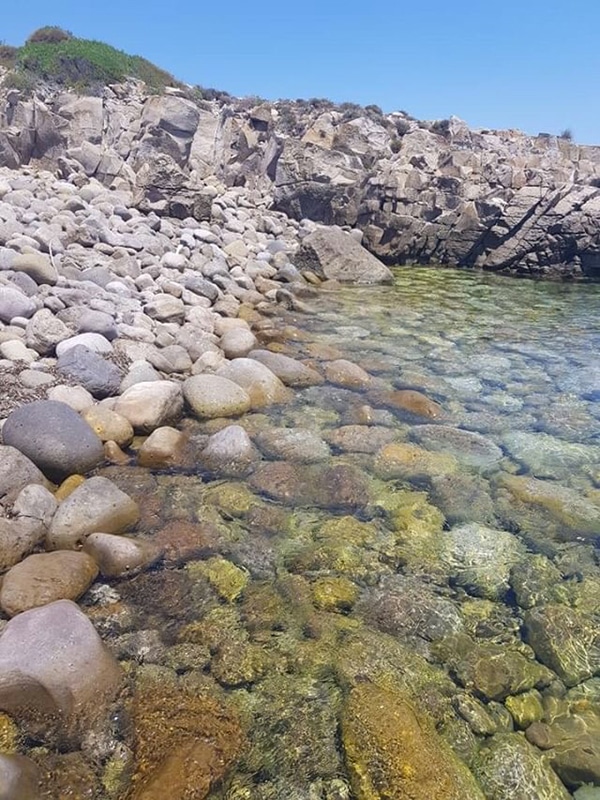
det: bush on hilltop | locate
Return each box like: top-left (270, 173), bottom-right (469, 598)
top-left (26, 26), bottom-right (74, 45)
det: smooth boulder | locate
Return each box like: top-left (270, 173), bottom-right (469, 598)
top-left (2, 401), bottom-right (104, 482)
top-left (0, 551), bottom-right (99, 617)
top-left (0, 600), bottom-right (123, 745)
top-left (113, 380), bottom-right (184, 433)
top-left (183, 374), bottom-right (251, 419)
top-left (48, 476), bottom-right (140, 550)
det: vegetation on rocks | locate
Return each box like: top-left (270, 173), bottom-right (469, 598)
top-left (2, 27), bottom-right (179, 93)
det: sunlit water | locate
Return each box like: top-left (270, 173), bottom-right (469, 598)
top-left (46, 269), bottom-right (600, 797)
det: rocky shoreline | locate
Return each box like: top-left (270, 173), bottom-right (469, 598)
top-left (2, 76), bottom-right (600, 279)
top-left (0, 76), bottom-right (599, 798)
top-left (0, 159), bottom-right (401, 796)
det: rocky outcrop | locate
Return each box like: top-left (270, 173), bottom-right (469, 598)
top-left (1, 75), bottom-right (599, 278)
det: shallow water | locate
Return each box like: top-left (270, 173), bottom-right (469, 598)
top-left (48, 269), bottom-right (600, 797)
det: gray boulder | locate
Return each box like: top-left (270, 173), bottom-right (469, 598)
top-left (0, 600), bottom-right (123, 746)
top-left (295, 225), bottom-right (393, 284)
top-left (2, 400), bottom-right (105, 482)
top-left (0, 445), bottom-right (49, 502)
top-left (56, 345), bottom-right (121, 398)
top-left (0, 286), bottom-right (36, 323)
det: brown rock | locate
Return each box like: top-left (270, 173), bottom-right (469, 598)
top-left (83, 533), bottom-right (163, 577)
top-left (137, 426), bottom-right (185, 469)
top-left (369, 388), bottom-right (445, 420)
top-left (0, 518), bottom-right (45, 572)
top-left (324, 359), bottom-right (373, 390)
top-left (0, 552), bottom-right (99, 617)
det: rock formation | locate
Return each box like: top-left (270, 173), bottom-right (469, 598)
top-left (1, 71), bottom-right (599, 278)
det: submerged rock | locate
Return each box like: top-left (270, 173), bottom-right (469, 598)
top-left (472, 733), bottom-right (570, 800)
top-left (341, 683), bottom-right (485, 799)
top-left (523, 605), bottom-right (600, 687)
top-left (503, 430), bottom-right (600, 480)
top-left (440, 523), bottom-right (526, 600)
top-left (411, 424), bottom-right (503, 469)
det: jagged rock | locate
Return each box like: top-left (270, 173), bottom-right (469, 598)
top-left (296, 225), bottom-right (393, 284)
top-left (56, 345), bottom-right (121, 399)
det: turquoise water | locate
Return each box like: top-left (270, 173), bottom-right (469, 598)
top-left (67, 268), bottom-right (600, 797)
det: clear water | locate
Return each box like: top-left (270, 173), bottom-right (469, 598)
top-left (47, 269), bottom-right (600, 797)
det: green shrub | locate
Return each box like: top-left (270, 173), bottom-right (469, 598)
top-left (1, 70), bottom-right (35, 94)
top-left (17, 37), bottom-right (178, 91)
top-left (26, 26), bottom-right (73, 44)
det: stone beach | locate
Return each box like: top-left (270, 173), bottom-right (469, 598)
top-left (0, 71), bottom-right (598, 800)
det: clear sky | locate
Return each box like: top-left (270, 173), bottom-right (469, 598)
top-left (4, 0), bottom-right (600, 144)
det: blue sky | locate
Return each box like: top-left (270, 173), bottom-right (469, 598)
top-left (4, 0), bottom-right (600, 144)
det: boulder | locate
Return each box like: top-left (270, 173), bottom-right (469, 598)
top-left (113, 380), bottom-right (184, 433)
top-left (200, 425), bottom-right (259, 477)
top-left (56, 345), bottom-right (121, 399)
top-left (295, 226), bottom-right (393, 284)
top-left (248, 349), bottom-right (323, 387)
top-left (11, 252), bottom-right (57, 286)
top-left (341, 683), bottom-right (485, 799)
top-left (0, 287), bottom-right (36, 323)
top-left (24, 309), bottom-right (70, 355)
top-left (47, 476), bottom-right (139, 550)
top-left (472, 733), bottom-right (571, 800)
top-left (0, 518), bottom-right (45, 572)
top-left (137, 426), bottom-right (185, 468)
top-left (2, 401), bottom-right (104, 482)
top-left (216, 358), bottom-right (291, 408)
top-left (254, 427), bottom-right (330, 463)
top-left (81, 406), bottom-right (134, 447)
top-left (83, 532), bottom-right (163, 577)
top-left (0, 446), bottom-right (49, 502)
top-left (0, 551), bottom-right (99, 617)
top-left (0, 600), bottom-right (123, 746)
top-left (183, 374), bottom-right (251, 418)
top-left (0, 754), bottom-right (42, 800)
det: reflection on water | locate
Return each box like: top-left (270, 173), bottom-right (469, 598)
top-left (51, 269), bottom-right (600, 797)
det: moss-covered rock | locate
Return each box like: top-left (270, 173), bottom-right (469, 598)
top-left (188, 557), bottom-right (249, 602)
top-left (527, 706), bottom-right (600, 787)
top-left (311, 576), bottom-right (359, 612)
top-left (127, 670), bottom-right (244, 799)
top-left (505, 689), bottom-right (544, 729)
top-left (442, 637), bottom-right (554, 701)
top-left (341, 683), bottom-right (485, 799)
top-left (509, 554), bottom-right (571, 609)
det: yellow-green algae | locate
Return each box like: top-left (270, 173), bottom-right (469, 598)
top-left (341, 683), bottom-right (485, 799)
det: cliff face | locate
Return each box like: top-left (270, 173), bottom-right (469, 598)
top-left (1, 74), bottom-right (599, 278)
